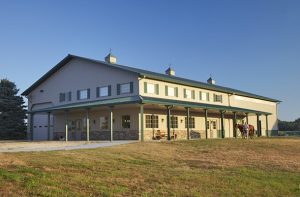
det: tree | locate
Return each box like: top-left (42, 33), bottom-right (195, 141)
top-left (278, 118), bottom-right (300, 131)
top-left (0, 79), bottom-right (27, 139)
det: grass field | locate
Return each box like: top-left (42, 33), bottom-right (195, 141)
top-left (0, 138), bottom-right (299, 197)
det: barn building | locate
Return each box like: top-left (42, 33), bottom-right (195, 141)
top-left (22, 53), bottom-right (280, 141)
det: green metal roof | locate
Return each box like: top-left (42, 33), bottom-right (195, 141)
top-left (22, 54), bottom-right (280, 103)
top-left (30, 96), bottom-right (141, 113)
top-left (141, 96), bottom-right (272, 115)
top-left (29, 95), bottom-right (271, 115)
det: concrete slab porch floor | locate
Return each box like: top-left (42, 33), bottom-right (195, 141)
top-left (0, 141), bottom-right (136, 153)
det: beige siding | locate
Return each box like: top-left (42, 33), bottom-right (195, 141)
top-left (28, 58), bottom-right (139, 111)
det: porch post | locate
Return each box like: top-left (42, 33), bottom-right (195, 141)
top-left (221, 111), bottom-right (225, 138)
top-left (109, 106), bottom-right (114, 142)
top-left (246, 113), bottom-right (249, 124)
top-left (233, 112), bottom-right (237, 138)
top-left (166, 105), bottom-right (171, 142)
top-left (257, 114), bottom-right (260, 137)
top-left (86, 109), bottom-right (90, 142)
top-left (29, 113), bottom-right (34, 141)
top-left (47, 112), bottom-right (51, 140)
top-left (266, 114), bottom-right (269, 137)
top-left (185, 107), bottom-right (190, 140)
top-left (140, 104), bottom-right (144, 142)
top-left (204, 109), bottom-right (208, 139)
top-left (65, 110), bottom-right (68, 142)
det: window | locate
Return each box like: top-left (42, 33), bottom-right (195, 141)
top-left (200, 92), bottom-right (210, 101)
top-left (168, 87), bottom-right (175, 96)
top-left (60, 92), bottom-right (71, 102)
top-left (145, 115), bottom-right (159, 128)
top-left (97, 86), bottom-right (111, 97)
top-left (59, 93), bottom-right (65, 102)
top-left (207, 121), bottom-right (210, 129)
top-left (117, 82), bottom-right (133, 95)
top-left (99, 116), bottom-right (109, 129)
top-left (77, 89), bottom-right (90, 100)
top-left (184, 89), bottom-right (195, 99)
top-left (171, 116), bottom-right (178, 128)
top-left (144, 82), bottom-right (159, 95)
top-left (165, 86), bottom-right (178, 97)
top-left (185, 117), bottom-right (195, 128)
top-left (214, 94), bottom-right (223, 103)
top-left (212, 121), bottom-right (217, 129)
top-left (121, 83), bottom-right (130, 94)
top-left (122, 115), bottom-right (131, 128)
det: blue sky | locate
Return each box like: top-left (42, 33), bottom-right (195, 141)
top-left (0, 0), bottom-right (299, 121)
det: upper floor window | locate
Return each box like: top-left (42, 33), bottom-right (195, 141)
top-left (165, 86), bottom-right (178, 97)
top-left (59, 91), bottom-right (71, 102)
top-left (214, 94), bottom-right (223, 103)
top-left (122, 115), bottom-right (131, 128)
top-left (117, 82), bottom-right (133, 95)
top-left (200, 91), bottom-right (210, 101)
top-left (145, 115), bottom-right (159, 128)
top-left (97, 85), bottom-right (111, 97)
top-left (185, 117), bottom-right (195, 128)
top-left (77, 89), bottom-right (90, 100)
top-left (144, 82), bottom-right (159, 95)
top-left (59, 93), bottom-right (65, 102)
top-left (184, 89), bottom-right (195, 99)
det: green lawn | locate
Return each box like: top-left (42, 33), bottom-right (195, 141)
top-left (0, 138), bottom-right (300, 196)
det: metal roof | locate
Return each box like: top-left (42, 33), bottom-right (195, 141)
top-left (29, 95), bottom-right (271, 115)
top-left (22, 54), bottom-right (280, 103)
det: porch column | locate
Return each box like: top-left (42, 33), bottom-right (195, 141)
top-left (109, 106), bottom-right (114, 142)
top-left (221, 111), bottom-right (225, 138)
top-left (29, 113), bottom-right (34, 141)
top-left (204, 109), bottom-right (208, 139)
top-left (266, 114), bottom-right (269, 137)
top-left (86, 109), bottom-right (90, 142)
top-left (257, 114), bottom-right (260, 137)
top-left (185, 107), bottom-right (190, 140)
top-left (47, 112), bottom-right (51, 140)
top-left (140, 104), bottom-right (144, 142)
top-left (245, 113), bottom-right (249, 124)
top-left (233, 112), bottom-right (237, 138)
top-left (166, 105), bottom-right (171, 142)
top-left (65, 110), bottom-right (68, 142)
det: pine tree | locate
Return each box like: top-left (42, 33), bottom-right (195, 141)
top-left (0, 79), bottom-right (27, 139)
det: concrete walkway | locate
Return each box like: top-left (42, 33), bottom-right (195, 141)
top-left (0, 141), bottom-right (136, 153)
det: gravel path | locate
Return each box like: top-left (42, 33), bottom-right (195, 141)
top-left (0, 141), bottom-right (136, 152)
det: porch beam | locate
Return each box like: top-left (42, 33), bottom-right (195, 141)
top-left (86, 109), bottom-right (90, 142)
top-left (29, 113), bottom-right (34, 141)
top-left (47, 112), bottom-right (51, 140)
top-left (185, 107), bottom-right (190, 140)
top-left (65, 110), bottom-right (68, 142)
top-left (204, 109), bottom-right (208, 139)
top-left (221, 111), bottom-right (225, 138)
top-left (257, 114), bottom-right (260, 137)
top-left (266, 114), bottom-right (269, 137)
top-left (233, 112), bottom-right (237, 138)
top-left (140, 104), bottom-right (144, 142)
top-left (109, 106), bottom-right (114, 142)
top-left (166, 105), bottom-right (171, 142)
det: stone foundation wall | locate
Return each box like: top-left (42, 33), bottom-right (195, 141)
top-left (53, 130), bottom-right (139, 141)
top-left (144, 129), bottom-right (206, 141)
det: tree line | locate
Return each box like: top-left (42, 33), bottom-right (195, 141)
top-left (0, 79), bottom-right (27, 140)
top-left (278, 118), bottom-right (300, 131)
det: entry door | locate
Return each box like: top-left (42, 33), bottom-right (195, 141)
top-left (75, 119), bottom-right (82, 140)
top-left (207, 119), bottom-right (218, 138)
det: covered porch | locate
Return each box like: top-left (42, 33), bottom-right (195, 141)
top-left (28, 96), bottom-right (272, 141)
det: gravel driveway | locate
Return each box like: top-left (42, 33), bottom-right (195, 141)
top-left (0, 141), bottom-right (136, 152)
